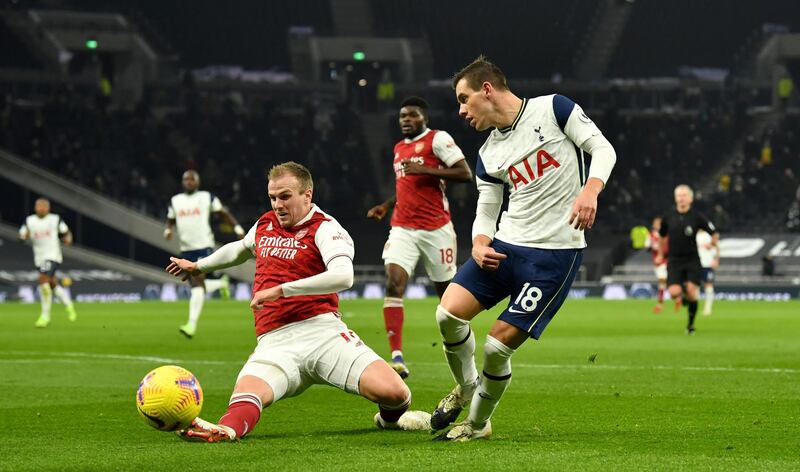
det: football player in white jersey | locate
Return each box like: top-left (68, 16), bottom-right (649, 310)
top-left (696, 229), bottom-right (720, 316)
top-left (165, 170), bottom-right (245, 338)
top-left (18, 198), bottom-right (77, 327)
top-left (430, 56), bottom-right (617, 441)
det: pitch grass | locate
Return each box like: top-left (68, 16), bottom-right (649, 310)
top-left (1, 299), bottom-right (799, 471)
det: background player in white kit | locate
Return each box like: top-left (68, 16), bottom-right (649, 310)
top-left (367, 96), bottom-right (472, 378)
top-left (18, 198), bottom-right (77, 327)
top-left (165, 162), bottom-right (429, 441)
top-left (165, 170), bottom-right (246, 338)
top-left (696, 229), bottom-right (720, 316)
top-left (429, 56), bottom-right (617, 441)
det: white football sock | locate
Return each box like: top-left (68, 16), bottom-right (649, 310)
top-left (468, 335), bottom-right (514, 427)
top-left (53, 285), bottom-right (73, 307)
top-left (188, 286), bottom-right (205, 328)
top-left (703, 286), bottom-right (714, 314)
top-left (204, 278), bottom-right (227, 293)
top-left (436, 305), bottom-right (478, 394)
top-left (39, 284), bottom-right (53, 319)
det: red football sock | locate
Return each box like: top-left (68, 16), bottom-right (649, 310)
top-left (383, 298), bottom-right (404, 353)
top-left (219, 397), bottom-right (262, 438)
top-left (657, 288), bottom-right (664, 303)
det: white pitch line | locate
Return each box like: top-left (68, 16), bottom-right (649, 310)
top-left (0, 351), bottom-right (796, 374)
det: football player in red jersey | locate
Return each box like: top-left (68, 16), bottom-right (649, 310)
top-left (645, 217), bottom-right (669, 313)
top-left (166, 162), bottom-right (430, 441)
top-left (367, 96), bottom-right (473, 379)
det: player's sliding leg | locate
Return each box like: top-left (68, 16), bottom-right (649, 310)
top-left (178, 374), bottom-right (275, 442)
top-left (53, 283), bottom-right (77, 321)
top-left (358, 359), bottom-right (430, 431)
top-left (383, 264), bottom-right (409, 378)
top-left (35, 282), bottom-right (53, 327)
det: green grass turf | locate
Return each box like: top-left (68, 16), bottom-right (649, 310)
top-left (1, 298), bottom-right (799, 471)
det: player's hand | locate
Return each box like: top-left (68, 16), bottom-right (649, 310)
top-left (569, 182), bottom-right (601, 230)
top-left (250, 286), bottom-right (283, 309)
top-left (367, 205), bottom-right (388, 221)
top-left (472, 245), bottom-right (507, 271)
top-left (164, 228), bottom-right (173, 240)
top-left (400, 159), bottom-right (426, 175)
top-left (165, 257), bottom-right (200, 281)
top-left (234, 224), bottom-right (245, 239)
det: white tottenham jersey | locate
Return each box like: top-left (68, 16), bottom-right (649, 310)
top-left (19, 214), bottom-right (69, 266)
top-left (167, 191), bottom-right (223, 251)
top-left (476, 95), bottom-right (602, 249)
top-left (696, 230), bottom-right (717, 268)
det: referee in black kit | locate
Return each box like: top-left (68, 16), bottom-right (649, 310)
top-left (655, 185), bottom-right (719, 335)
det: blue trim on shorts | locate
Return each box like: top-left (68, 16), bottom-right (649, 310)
top-left (181, 247), bottom-right (213, 262)
top-left (452, 239), bottom-right (583, 339)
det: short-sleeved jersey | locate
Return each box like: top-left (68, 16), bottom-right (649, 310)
top-left (476, 95), bottom-right (602, 249)
top-left (167, 191), bottom-right (223, 251)
top-left (242, 205), bottom-right (355, 337)
top-left (696, 230), bottom-right (718, 268)
top-left (659, 207), bottom-right (716, 260)
top-left (19, 214), bottom-right (69, 266)
top-left (391, 128), bottom-right (465, 230)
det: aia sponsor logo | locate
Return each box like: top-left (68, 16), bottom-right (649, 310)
top-left (178, 207), bottom-right (201, 217)
top-left (508, 150), bottom-right (561, 190)
top-left (32, 230), bottom-right (53, 239)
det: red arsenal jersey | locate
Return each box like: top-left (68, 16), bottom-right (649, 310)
top-left (246, 206), bottom-right (354, 337)
top-left (390, 129), bottom-right (465, 230)
top-left (648, 229), bottom-right (668, 264)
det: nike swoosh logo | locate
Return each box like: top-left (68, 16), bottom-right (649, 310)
top-left (478, 393), bottom-right (492, 400)
top-left (507, 307), bottom-right (528, 314)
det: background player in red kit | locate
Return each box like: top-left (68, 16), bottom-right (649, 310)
top-left (367, 96), bottom-right (473, 379)
top-left (645, 217), bottom-right (669, 313)
top-left (166, 162), bottom-right (429, 441)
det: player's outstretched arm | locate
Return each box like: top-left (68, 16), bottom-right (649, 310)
top-left (165, 257), bottom-right (200, 281)
top-left (367, 196), bottom-right (396, 221)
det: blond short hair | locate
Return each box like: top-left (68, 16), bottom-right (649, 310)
top-left (268, 161), bottom-right (313, 192)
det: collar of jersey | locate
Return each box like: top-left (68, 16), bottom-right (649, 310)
top-left (284, 204), bottom-right (318, 229)
top-left (497, 98), bottom-right (528, 134)
top-left (403, 127), bottom-right (430, 143)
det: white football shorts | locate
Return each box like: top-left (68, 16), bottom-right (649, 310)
top-left (654, 262), bottom-right (667, 280)
top-left (236, 313), bottom-right (382, 402)
top-left (382, 222), bottom-right (457, 282)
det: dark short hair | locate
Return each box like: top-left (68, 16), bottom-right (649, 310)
top-left (452, 55), bottom-right (509, 91)
top-left (400, 96), bottom-right (429, 111)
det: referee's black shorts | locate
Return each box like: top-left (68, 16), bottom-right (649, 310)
top-left (667, 257), bottom-right (702, 286)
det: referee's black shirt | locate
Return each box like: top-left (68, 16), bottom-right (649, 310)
top-left (659, 207), bottom-right (716, 259)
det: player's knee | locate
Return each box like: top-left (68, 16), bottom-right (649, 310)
top-left (375, 376), bottom-right (410, 407)
top-left (436, 305), bottom-right (471, 344)
top-left (483, 335), bottom-right (514, 378)
top-left (384, 275), bottom-right (406, 297)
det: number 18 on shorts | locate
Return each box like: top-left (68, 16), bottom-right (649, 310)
top-left (452, 241), bottom-right (583, 339)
